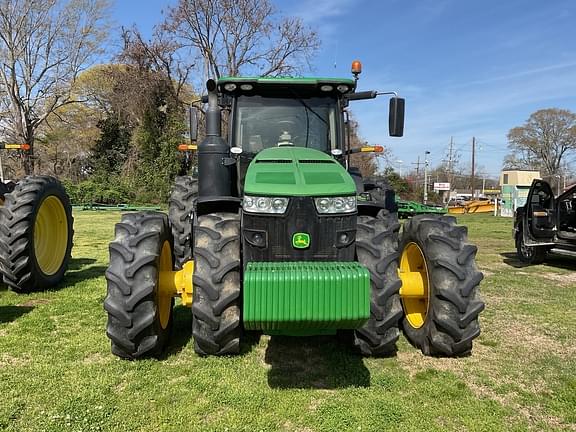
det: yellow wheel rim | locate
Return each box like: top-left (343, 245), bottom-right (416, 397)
top-left (399, 242), bottom-right (430, 329)
top-left (157, 241), bottom-right (173, 330)
top-left (34, 196), bottom-right (68, 276)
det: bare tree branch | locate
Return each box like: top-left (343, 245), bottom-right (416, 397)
top-left (164, 0), bottom-right (320, 84)
top-left (0, 0), bottom-right (109, 174)
top-left (505, 108), bottom-right (576, 188)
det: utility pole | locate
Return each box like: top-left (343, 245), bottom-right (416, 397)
top-left (471, 137), bottom-right (476, 199)
top-left (412, 155), bottom-right (421, 178)
top-left (424, 151), bottom-right (430, 204)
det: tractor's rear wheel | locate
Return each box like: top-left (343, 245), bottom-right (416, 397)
top-left (192, 212), bottom-right (241, 356)
top-left (104, 212), bottom-right (174, 359)
top-left (168, 176), bottom-right (198, 269)
top-left (353, 210), bottom-right (403, 356)
top-left (399, 214), bottom-right (484, 356)
top-left (0, 176), bottom-right (73, 293)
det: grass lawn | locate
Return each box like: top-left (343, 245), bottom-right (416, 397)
top-left (1, 212), bottom-right (575, 431)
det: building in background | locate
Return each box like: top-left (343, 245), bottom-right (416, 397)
top-left (499, 170), bottom-right (541, 217)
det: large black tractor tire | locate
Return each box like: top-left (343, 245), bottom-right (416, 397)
top-left (400, 214), bottom-right (484, 357)
top-left (0, 181), bottom-right (16, 203)
top-left (168, 176), bottom-right (198, 269)
top-left (515, 227), bottom-right (547, 264)
top-left (192, 212), bottom-right (242, 356)
top-left (0, 176), bottom-right (73, 293)
top-left (353, 210), bottom-right (403, 356)
top-left (104, 212), bottom-right (175, 359)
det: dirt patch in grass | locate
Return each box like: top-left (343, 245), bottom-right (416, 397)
top-left (538, 271), bottom-right (576, 285)
top-left (398, 348), bottom-right (574, 430)
top-left (18, 298), bottom-right (50, 307)
top-left (82, 352), bottom-right (111, 365)
top-left (397, 313), bottom-right (576, 430)
top-left (0, 353), bottom-right (31, 368)
top-left (491, 317), bottom-right (576, 359)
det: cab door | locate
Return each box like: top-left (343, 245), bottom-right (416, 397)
top-left (524, 179), bottom-right (555, 242)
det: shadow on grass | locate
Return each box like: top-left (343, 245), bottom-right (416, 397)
top-left (0, 305), bottom-right (33, 323)
top-left (162, 308), bottom-right (262, 358)
top-left (68, 258), bottom-right (97, 270)
top-left (501, 251), bottom-right (576, 270)
top-left (162, 304), bottom-right (192, 358)
top-left (265, 335), bottom-right (370, 389)
top-left (500, 252), bottom-right (531, 268)
top-left (55, 258), bottom-right (107, 291)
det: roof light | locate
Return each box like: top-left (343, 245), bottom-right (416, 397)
top-left (240, 84), bottom-right (253, 91)
top-left (331, 149), bottom-right (343, 156)
top-left (223, 83), bottom-right (237, 92)
top-left (320, 84), bottom-right (333, 92)
top-left (336, 84), bottom-right (349, 93)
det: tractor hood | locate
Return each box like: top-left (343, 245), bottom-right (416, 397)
top-left (243, 147), bottom-right (356, 197)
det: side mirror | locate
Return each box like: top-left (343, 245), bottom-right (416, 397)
top-left (389, 97), bottom-right (405, 137)
top-left (188, 107), bottom-right (198, 142)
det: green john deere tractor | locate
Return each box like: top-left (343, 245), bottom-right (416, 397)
top-left (0, 149), bottom-right (74, 293)
top-left (105, 64), bottom-right (484, 359)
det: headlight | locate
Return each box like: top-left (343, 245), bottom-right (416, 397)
top-left (243, 196), bottom-right (289, 214)
top-left (314, 196), bottom-right (357, 214)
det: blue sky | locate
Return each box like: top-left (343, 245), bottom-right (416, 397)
top-left (111, 0), bottom-right (576, 178)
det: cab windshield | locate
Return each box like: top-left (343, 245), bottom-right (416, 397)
top-left (232, 95), bottom-right (338, 154)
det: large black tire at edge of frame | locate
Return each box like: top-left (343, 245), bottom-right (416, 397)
top-left (192, 212), bottom-right (242, 356)
top-left (104, 211), bottom-right (174, 359)
top-left (0, 176), bottom-right (74, 293)
top-left (400, 214), bottom-right (485, 357)
top-left (353, 210), bottom-right (403, 356)
top-left (168, 176), bottom-right (198, 269)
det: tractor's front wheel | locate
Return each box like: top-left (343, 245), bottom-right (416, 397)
top-left (0, 176), bottom-right (73, 293)
top-left (192, 212), bottom-right (242, 356)
top-left (104, 212), bottom-right (175, 359)
top-left (399, 215), bottom-right (484, 356)
top-left (353, 210), bottom-right (403, 356)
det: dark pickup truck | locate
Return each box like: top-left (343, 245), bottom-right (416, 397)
top-left (514, 179), bottom-right (576, 264)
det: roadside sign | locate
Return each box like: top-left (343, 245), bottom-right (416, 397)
top-left (434, 182), bottom-right (450, 191)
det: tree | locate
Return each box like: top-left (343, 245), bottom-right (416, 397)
top-left (119, 27), bottom-right (195, 103)
top-left (0, 0), bottom-right (109, 174)
top-left (346, 115), bottom-right (379, 178)
top-left (165, 0), bottom-right (320, 81)
top-left (506, 109), bottom-right (576, 179)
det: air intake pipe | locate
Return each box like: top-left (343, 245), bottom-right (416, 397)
top-left (198, 79), bottom-right (233, 198)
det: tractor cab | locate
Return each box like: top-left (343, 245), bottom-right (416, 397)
top-left (221, 77), bottom-right (348, 155)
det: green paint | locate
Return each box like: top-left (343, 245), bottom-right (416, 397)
top-left (292, 232), bottom-right (310, 249)
top-left (243, 147), bottom-right (356, 196)
top-left (219, 76), bottom-right (356, 91)
top-left (243, 261), bottom-right (370, 331)
top-left (396, 199), bottom-right (446, 216)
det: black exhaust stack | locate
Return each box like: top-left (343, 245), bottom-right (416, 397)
top-left (198, 79), bottom-right (233, 198)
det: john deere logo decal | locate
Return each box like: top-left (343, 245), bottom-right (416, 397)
top-left (292, 233), bottom-right (310, 249)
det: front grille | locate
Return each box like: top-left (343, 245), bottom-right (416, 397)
top-left (298, 159), bottom-right (335, 164)
top-left (242, 196), bottom-right (356, 264)
top-left (255, 159), bottom-right (292, 164)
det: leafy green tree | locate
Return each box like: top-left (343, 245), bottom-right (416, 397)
top-left (90, 117), bottom-right (132, 177)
